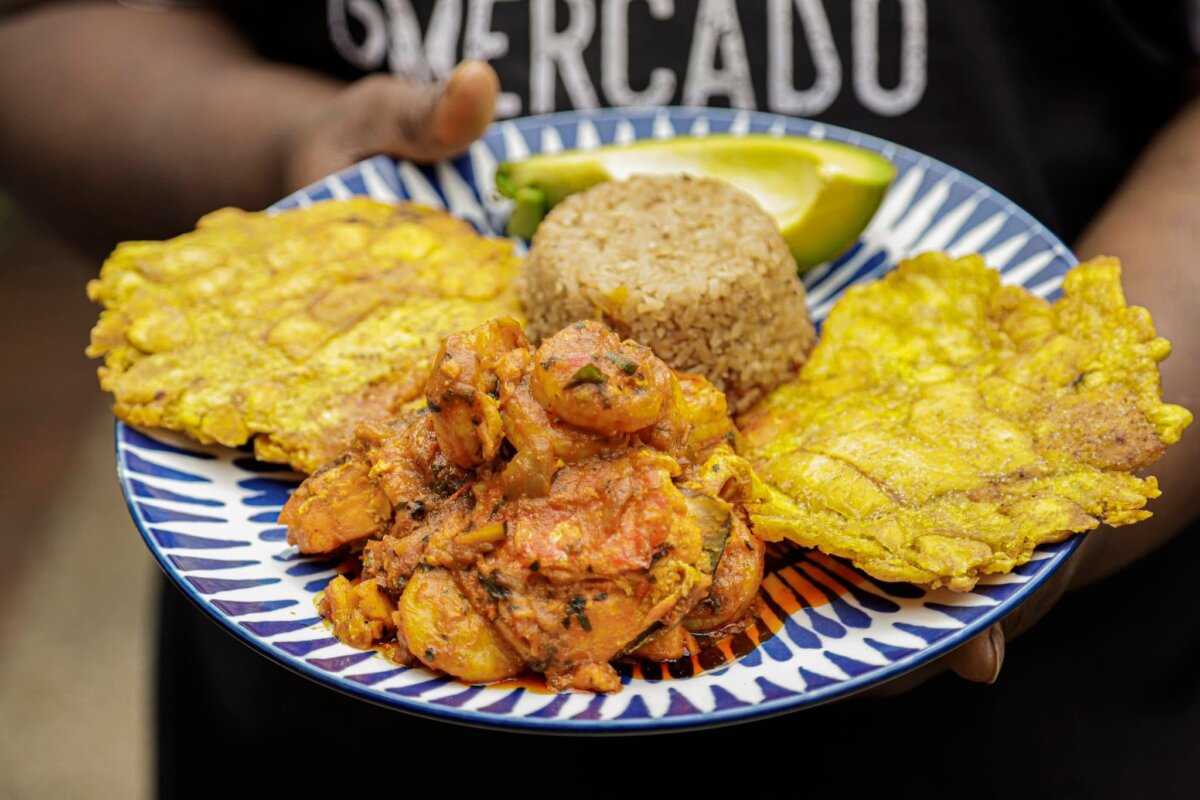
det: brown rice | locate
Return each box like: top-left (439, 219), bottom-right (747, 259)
top-left (519, 174), bottom-right (815, 411)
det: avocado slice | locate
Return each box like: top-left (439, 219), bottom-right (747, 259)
top-left (494, 133), bottom-right (896, 271)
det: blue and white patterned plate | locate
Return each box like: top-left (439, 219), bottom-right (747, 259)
top-left (117, 108), bottom-right (1079, 732)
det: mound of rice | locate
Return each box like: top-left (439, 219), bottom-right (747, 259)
top-left (519, 174), bottom-right (815, 412)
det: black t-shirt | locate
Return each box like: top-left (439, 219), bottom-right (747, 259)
top-left (154, 2), bottom-right (1200, 796)
top-left (212, 0), bottom-right (1198, 240)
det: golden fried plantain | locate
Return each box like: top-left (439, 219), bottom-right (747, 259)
top-left (87, 199), bottom-right (523, 473)
top-left (740, 253), bottom-right (1192, 591)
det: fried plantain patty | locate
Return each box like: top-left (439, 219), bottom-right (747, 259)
top-left (740, 253), bottom-right (1192, 591)
top-left (87, 198), bottom-right (523, 474)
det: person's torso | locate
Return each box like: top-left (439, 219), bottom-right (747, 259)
top-left (221, 0), bottom-right (1196, 240)
top-left (154, 5), bottom-right (1200, 791)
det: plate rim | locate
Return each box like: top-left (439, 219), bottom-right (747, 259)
top-left (119, 105), bottom-right (1082, 733)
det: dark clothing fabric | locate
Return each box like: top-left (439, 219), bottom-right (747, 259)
top-left (214, 0), bottom-right (1197, 240)
top-left (154, 1), bottom-right (1200, 795)
top-left (159, 518), bottom-right (1200, 798)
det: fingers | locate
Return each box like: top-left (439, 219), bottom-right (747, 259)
top-left (432, 60), bottom-right (500, 153)
top-left (866, 621), bottom-right (1004, 698)
top-left (945, 622), bottom-right (1005, 684)
top-left (284, 61), bottom-right (500, 191)
top-left (867, 547), bottom-right (1084, 699)
top-left (357, 60), bottom-right (499, 163)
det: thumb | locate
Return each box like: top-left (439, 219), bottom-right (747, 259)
top-left (352, 60), bottom-right (500, 163)
top-left (286, 61), bottom-right (500, 190)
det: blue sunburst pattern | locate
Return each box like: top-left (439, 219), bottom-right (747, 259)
top-left (119, 107), bottom-right (1079, 732)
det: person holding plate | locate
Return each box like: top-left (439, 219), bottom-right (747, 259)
top-left (0, 1), bottom-right (1197, 796)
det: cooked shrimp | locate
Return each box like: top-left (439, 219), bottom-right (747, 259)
top-left (397, 568), bottom-right (523, 683)
top-left (530, 320), bottom-right (673, 436)
top-left (500, 375), bottom-right (622, 497)
top-left (281, 317), bottom-right (765, 693)
top-left (280, 449), bottom-right (392, 554)
top-left (425, 317), bottom-right (527, 468)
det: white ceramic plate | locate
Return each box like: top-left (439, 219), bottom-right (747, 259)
top-left (117, 107), bottom-right (1078, 732)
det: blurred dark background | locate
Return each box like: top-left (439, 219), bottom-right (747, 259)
top-left (0, 191), bottom-right (154, 798)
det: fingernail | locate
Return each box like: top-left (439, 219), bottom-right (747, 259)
top-left (986, 624), bottom-right (1005, 684)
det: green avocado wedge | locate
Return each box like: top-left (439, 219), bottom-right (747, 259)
top-left (494, 133), bottom-right (896, 272)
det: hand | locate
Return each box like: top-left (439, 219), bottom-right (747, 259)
top-left (869, 541), bottom-right (1085, 696)
top-left (283, 60), bottom-right (500, 192)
